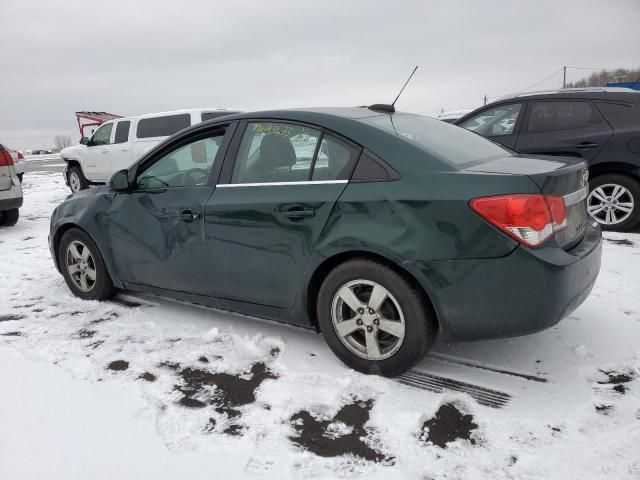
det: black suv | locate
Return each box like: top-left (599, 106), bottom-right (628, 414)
top-left (456, 88), bottom-right (640, 231)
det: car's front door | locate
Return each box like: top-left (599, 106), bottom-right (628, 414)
top-left (110, 120), bottom-right (133, 171)
top-left (108, 124), bottom-right (232, 294)
top-left (204, 121), bottom-right (360, 308)
top-left (458, 102), bottom-right (526, 149)
top-left (515, 100), bottom-right (614, 161)
top-left (84, 121), bottom-right (114, 180)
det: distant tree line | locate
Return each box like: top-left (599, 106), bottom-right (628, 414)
top-left (566, 67), bottom-right (640, 88)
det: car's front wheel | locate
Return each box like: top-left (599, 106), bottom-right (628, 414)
top-left (68, 165), bottom-right (88, 193)
top-left (587, 174), bottom-right (640, 231)
top-left (317, 258), bottom-right (437, 377)
top-left (58, 228), bottom-right (116, 300)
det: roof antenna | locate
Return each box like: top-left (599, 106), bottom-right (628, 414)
top-left (369, 65), bottom-right (419, 113)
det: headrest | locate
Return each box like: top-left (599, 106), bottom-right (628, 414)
top-left (258, 134), bottom-right (296, 170)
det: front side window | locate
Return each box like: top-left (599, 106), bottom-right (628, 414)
top-left (90, 123), bottom-right (113, 146)
top-left (114, 121), bottom-right (130, 144)
top-left (527, 101), bottom-right (603, 133)
top-left (136, 114), bottom-right (191, 139)
top-left (231, 122), bottom-right (321, 183)
top-left (136, 130), bottom-right (225, 189)
top-left (459, 103), bottom-right (523, 136)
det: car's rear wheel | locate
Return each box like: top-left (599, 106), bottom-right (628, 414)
top-left (587, 174), bottom-right (640, 231)
top-left (58, 228), bottom-right (116, 300)
top-left (68, 165), bottom-right (88, 193)
top-left (0, 208), bottom-right (19, 227)
top-left (317, 258), bottom-right (437, 377)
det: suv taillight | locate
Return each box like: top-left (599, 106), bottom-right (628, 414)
top-left (17, 151), bottom-right (24, 160)
top-left (0, 149), bottom-right (13, 167)
top-left (470, 194), bottom-right (567, 248)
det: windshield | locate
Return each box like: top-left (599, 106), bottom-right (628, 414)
top-left (363, 114), bottom-right (511, 166)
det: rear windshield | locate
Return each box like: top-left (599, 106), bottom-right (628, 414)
top-left (363, 114), bottom-right (510, 166)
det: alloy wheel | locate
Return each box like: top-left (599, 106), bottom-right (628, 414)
top-left (587, 183), bottom-right (635, 226)
top-left (331, 279), bottom-right (406, 361)
top-left (65, 240), bottom-right (97, 292)
top-left (69, 172), bottom-right (81, 192)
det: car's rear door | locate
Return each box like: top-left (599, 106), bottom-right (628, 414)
top-left (203, 120), bottom-right (360, 308)
top-left (515, 99), bottom-right (613, 162)
top-left (108, 124), bottom-right (234, 294)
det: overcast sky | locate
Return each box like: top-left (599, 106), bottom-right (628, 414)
top-left (1, 0), bottom-right (638, 149)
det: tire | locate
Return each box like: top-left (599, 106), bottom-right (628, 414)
top-left (316, 258), bottom-right (437, 377)
top-left (58, 228), bottom-right (116, 300)
top-left (0, 208), bottom-right (19, 227)
top-left (68, 165), bottom-right (88, 193)
top-left (588, 174), bottom-right (640, 232)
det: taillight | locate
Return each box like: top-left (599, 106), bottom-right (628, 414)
top-left (470, 194), bottom-right (567, 248)
top-left (17, 151), bottom-right (24, 160)
top-left (0, 150), bottom-right (13, 167)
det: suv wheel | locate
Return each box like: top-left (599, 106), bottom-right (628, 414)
top-left (68, 165), bottom-right (88, 193)
top-left (587, 174), bottom-right (640, 231)
top-left (317, 258), bottom-right (437, 377)
top-left (58, 228), bottom-right (116, 300)
top-left (0, 208), bottom-right (19, 227)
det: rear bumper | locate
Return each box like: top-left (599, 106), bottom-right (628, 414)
top-left (406, 221), bottom-right (603, 342)
top-left (0, 181), bottom-right (23, 211)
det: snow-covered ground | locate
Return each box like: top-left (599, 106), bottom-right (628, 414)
top-left (1, 167), bottom-right (639, 480)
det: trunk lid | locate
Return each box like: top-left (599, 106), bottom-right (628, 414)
top-left (466, 154), bottom-right (589, 250)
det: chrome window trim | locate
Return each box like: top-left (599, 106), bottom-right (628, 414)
top-left (563, 186), bottom-right (588, 206)
top-left (216, 180), bottom-right (348, 188)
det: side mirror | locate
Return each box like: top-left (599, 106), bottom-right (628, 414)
top-left (110, 169), bottom-right (129, 192)
top-left (80, 137), bottom-right (89, 145)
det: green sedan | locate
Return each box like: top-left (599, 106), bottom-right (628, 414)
top-left (49, 107), bottom-right (602, 376)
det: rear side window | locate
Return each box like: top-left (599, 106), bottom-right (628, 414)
top-left (311, 135), bottom-right (358, 181)
top-left (526, 101), bottom-right (603, 133)
top-left (459, 103), bottom-right (523, 136)
top-left (593, 101), bottom-right (634, 122)
top-left (136, 114), bottom-right (191, 139)
top-left (114, 121), bottom-right (130, 144)
top-left (231, 122), bottom-right (321, 184)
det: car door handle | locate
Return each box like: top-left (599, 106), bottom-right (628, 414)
top-left (576, 142), bottom-right (599, 149)
top-left (178, 209), bottom-right (201, 222)
top-left (281, 206), bottom-right (315, 219)
top-left (120, 148), bottom-right (129, 152)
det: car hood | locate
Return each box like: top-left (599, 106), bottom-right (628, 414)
top-left (61, 144), bottom-right (84, 159)
top-left (66, 185), bottom-right (110, 201)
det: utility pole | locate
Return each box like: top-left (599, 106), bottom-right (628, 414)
top-left (563, 66), bottom-right (567, 88)
top-left (483, 94), bottom-right (487, 105)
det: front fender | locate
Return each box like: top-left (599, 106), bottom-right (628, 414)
top-left (50, 192), bottom-right (123, 288)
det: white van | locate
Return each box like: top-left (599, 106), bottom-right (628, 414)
top-left (61, 108), bottom-right (239, 192)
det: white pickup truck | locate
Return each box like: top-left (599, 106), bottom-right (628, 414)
top-left (61, 108), bottom-right (238, 192)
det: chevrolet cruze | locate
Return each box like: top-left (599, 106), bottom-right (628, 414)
top-left (49, 107), bottom-right (602, 376)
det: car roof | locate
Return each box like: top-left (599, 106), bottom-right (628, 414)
top-left (119, 108), bottom-right (241, 122)
top-left (494, 87), bottom-right (640, 103)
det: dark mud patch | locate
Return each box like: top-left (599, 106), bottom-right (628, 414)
top-left (419, 403), bottom-right (478, 448)
top-left (0, 314), bottom-right (24, 322)
top-left (595, 404), bottom-right (613, 414)
top-left (31, 308), bottom-right (44, 313)
top-left (140, 372), bottom-right (157, 382)
top-left (270, 347), bottom-right (280, 357)
top-left (176, 363), bottom-right (277, 431)
top-left (158, 361), bottom-right (180, 371)
top-left (289, 399), bottom-right (392, 463)
top-left (1, 332), bottom-right (22, 337)
top-left (22, 236), bottom-right (35, 241)
top-left (605, 238), bottom-right (634, 246)
top-left (110, 298), bottom-right (144, 308)
top-left (598, 369), bottom-right (636, 394)
top-left (16, 304), bottom-right (35, 309)
top-left (198, 356), bottom-right (209, 363)
top-left (108, 360), bottom-right (129, 371)
top-left (75, 328), bottom-right (96, 339)
top-left (87, 340), bottom-right (104, 349)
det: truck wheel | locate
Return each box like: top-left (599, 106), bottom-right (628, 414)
top-left (0, 209), bottom-right (19, 227)
top-left (588, 174), bottom-right (640, 231)
top-left (68, 166), bottom-right (88, 193)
